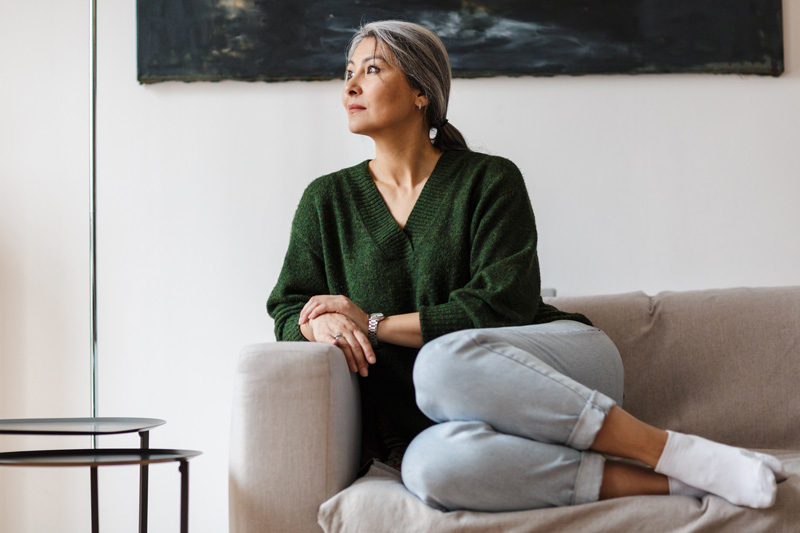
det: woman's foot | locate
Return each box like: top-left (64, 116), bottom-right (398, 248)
top-left (654, 431), bottom-right (785, 508)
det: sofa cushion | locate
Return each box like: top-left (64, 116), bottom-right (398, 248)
top-left (548, 287), bottom-right (800, 449)
top-left (319, 452), bottom-right (800, 533)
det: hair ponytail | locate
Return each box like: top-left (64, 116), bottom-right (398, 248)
top-left (432, 121), bottom-right (469, 151)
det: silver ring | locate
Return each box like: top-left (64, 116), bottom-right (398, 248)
top-left (333, 333), bottom-right (344, 341)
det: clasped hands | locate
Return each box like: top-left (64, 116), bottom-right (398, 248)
top-left (299, 295), bottom-right (376, 377)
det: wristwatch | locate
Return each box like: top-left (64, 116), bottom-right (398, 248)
top-left (368, 313), bottom-right (385, 348)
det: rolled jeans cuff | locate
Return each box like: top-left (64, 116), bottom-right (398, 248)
top-left (572, 451), bottom-right (606, 505)
top-left (565, 390), bottom-right (616, 450)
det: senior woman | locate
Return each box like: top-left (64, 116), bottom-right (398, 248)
top-left (267, 20), bottom-right (785, 512)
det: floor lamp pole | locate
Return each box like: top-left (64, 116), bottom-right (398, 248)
top-left (89, 0), bottom-right (98, 448)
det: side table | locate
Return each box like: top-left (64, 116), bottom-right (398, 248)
top-left (0, 448), bottom-right (201, 533)
top-left (0, 418), bottom-right (200, 533)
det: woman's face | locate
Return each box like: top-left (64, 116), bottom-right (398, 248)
top-left (342, 38), bottom-right (424, 138)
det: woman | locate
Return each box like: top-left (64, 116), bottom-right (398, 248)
top-left (267, 20), bottom-right (786, 512)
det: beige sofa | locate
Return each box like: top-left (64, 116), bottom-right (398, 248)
top-left (230, 287), bottom-right (800, 532)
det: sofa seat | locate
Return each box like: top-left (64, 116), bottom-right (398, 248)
top-left (319, 454), bottom-right (800, 532)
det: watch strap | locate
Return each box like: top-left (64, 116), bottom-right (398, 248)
top-left (368, 313), bottom-right (385, 348)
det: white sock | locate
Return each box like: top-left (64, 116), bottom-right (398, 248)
top-left (668, 477), bottom-right (708, 500)
top-left (746, 450), bottom-right (789, 483)
top-left (655, 431), bottom-right (779, 509)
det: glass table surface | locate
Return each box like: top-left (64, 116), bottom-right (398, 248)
top-left (0, 418), bottom-right (166, 436)
top-left (0, 448), bottom-right (201, 467)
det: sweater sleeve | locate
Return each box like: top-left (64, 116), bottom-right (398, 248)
top-left (267, 186), bottom-right (330, 341)
top-left (419, 158), bottom-right (542, 342)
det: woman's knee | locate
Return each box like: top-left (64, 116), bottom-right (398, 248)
top-left (403, 421), bottom-right (584, 512)
top-left (402, 421), bottom-right (490, 511)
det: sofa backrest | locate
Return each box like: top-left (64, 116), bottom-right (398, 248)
top-left (548, 286), bottom-right (800, 450)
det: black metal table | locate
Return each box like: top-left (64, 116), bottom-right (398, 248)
top-left (0, 448), bottom-right (201, 533)
top-left (0, 418), bottom-right (199, 533)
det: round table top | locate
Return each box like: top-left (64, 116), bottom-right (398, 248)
top-left (0, 418), bottom-right (166, 436)
top-left (0, 448), bottom-right (201, 467)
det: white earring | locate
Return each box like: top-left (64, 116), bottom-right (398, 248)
top-left (417, 102), bottom-right (423, 110)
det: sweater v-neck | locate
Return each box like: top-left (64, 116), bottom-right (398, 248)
top-left (352, 150), bottom-right (460, 259)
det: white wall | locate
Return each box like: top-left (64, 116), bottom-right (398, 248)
top-left (0, 0), bottom-right (92, 530)
top-left (1, 0), bottom-right (798, 530)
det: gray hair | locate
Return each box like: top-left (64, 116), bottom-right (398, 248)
top-left (346, 20), bottom-right (469, 151)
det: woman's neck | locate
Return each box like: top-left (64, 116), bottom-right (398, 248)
top-left (370, 136), bottom-right (442, 189)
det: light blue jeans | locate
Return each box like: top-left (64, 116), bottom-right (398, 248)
top-left (401, 320), bottom-right (624, 512)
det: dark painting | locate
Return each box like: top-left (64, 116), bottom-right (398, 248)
top-left (137, 0), bottom-right (784, 83)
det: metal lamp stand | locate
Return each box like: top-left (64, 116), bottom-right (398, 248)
top-left (89, 0), bottom-right (98, 446)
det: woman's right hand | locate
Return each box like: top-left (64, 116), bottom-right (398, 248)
top-left (302, 312), bottom-right (376, 377)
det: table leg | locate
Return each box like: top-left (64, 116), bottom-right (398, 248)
top-left (179, 460), bottom-right (189, 533)
top-left (91, 465), bottom-right (99, 533)
top-left (139, 431), bottom-right (149, 533)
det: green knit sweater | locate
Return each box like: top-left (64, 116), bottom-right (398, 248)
top-left (267, 150), bottom-right (590, 450)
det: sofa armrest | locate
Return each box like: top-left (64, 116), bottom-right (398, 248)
top-left (229, 342), bottom-right (361, 533)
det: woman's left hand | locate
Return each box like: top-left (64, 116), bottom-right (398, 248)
top-left (299, 295), bottom-right (370, 333)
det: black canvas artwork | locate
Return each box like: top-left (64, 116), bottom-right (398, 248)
top-left (137, 0), bottom-right (784, 83)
